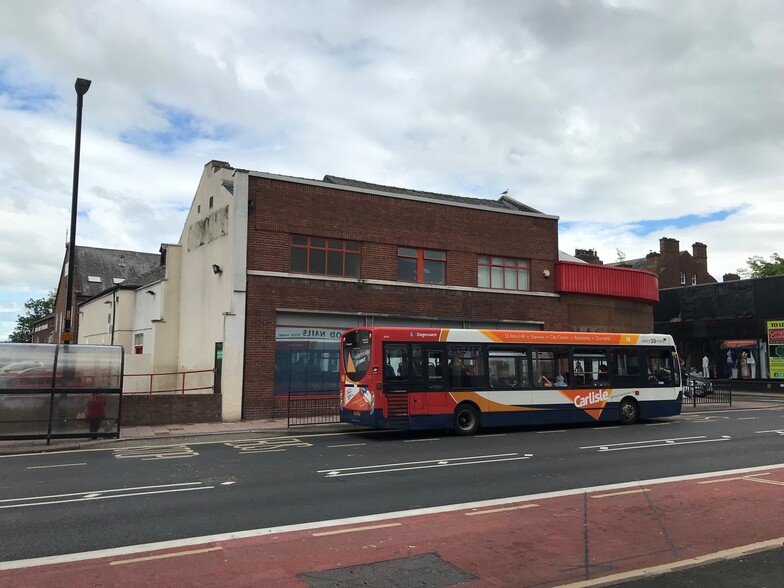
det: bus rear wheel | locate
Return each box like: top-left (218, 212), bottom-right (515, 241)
top-left (619, 397), bottom-right (640, 425)
top-left (453, 404), bottom-right (480, 436)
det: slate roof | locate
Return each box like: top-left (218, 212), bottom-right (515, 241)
top-left (322, 175), bottom-right (544, 214)
top-left (74, 246), bottom-right (162, 298)
top-left (607, 257), bottom-right (649, 271)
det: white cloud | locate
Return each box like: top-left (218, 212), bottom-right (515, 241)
top-left (1, 0), bottom-right (783, 339)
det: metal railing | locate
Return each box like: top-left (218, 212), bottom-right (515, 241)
top-left (684, 377), bottom-right (732, 406)
top-left (287, 395), bottom-right (341, 427)
top-left (123, 369), bottom-right (214, 395)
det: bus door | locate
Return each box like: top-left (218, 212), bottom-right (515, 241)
top-left (382, 343), bottom-right (410, 425)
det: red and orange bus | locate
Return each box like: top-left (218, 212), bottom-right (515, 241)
top-left (340, 327), bottom-right (682, 435)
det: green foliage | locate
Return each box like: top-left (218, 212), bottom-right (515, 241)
top-left (738, 253), bottom-right (784, 279)
top-left (8, 292), bottom-right (55, 343)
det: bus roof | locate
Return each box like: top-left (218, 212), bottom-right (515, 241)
top-left (343, 327), bottom-right (674, 347)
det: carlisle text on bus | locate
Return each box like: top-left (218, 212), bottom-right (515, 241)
top-left (340, 327), bottom-right (683, 435)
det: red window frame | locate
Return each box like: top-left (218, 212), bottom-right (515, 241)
top-left (397, 248), bottom-right (446, 284)
top-left (291, 236), bottom-right (361, 278)
top-left (478, 256), bottom-right (530, 290)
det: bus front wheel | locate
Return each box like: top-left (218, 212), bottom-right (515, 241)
top-left (619, 397), bottom-right (640, 425)
top-left (453, 404), bottom-right (480, 436)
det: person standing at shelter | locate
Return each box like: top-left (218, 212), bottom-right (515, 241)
top-left (85, 392), bottom-right (106, 439)
top-left (702, 355), bottom-right (710, 378)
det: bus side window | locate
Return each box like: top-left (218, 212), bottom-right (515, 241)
top-left (384, 345), bottom-right (408, 381)
top-left (426, 350), bottom-right (444, 381)
top-left (646, 348), bottom-right (673, 386)
top-left (411, 344), bottom-right (424, 381)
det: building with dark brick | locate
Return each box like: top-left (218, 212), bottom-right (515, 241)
top-left (170, 161), bottom-right (660, 421)
top-left (599, 237), bottom-right (717, 289)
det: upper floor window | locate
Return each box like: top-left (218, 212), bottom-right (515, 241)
top-left (680, 272), bottom-right (686, 285)
top-left (291, 236), bottom-right (360, 278)
top-left (478, 256), bottom-right (530, 290)
top-left (398, 248), bottom-right (445, 284)
top-left (691, 274), bottom-right (697, 285)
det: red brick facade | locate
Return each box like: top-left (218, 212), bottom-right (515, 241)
top-left (242, 176), bottom-right (567, 418)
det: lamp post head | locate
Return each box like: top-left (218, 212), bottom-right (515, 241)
top-left (75, 78), bottom-right (92, 96)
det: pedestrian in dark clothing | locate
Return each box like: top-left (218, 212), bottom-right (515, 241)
top-left (85, 393), bottom-right (106, 439)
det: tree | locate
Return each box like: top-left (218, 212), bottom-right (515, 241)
top-left (8, 292), bottom-right (55, 343)
top-left (615, 249), bottom-right (626, 262)
top-left (738, 253), bottom-right (784, 279)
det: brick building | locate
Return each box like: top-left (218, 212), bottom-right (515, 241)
top-left (171, 161), bottom-right (659, 421)
top-left (578, 237), bottom-right (717, 289)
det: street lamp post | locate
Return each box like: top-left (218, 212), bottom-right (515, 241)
top-left (62, 77), bottom-right (91, 344)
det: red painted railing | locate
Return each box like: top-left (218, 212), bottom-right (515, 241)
top-left (123, 369), bottom-right (214, 395)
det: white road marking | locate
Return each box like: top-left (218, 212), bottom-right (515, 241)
top-left (26, 463), bottom-right (86, 470)
top-left (756, 429), bottom-right (784, 436)
top-left (580, 435), bottom-right (731, 452)
top-left (537, 430), bottom-right (567, 434)
top-left (0, 482), bottom-right (213, 509)
top-left (327, 443), bottom-right (367, 448)
top-left (475, 433), bottom-right (507, 438)
top-left (2, 463), bottom-right (784, 572)
top-left (224, 438), bottom-right (313, 453)
top-left (113, 446), bottom-right (198, 460)
top-left (737, 417), bottom-right (758, 421)
top-left (644, 422), bottom-right (672, 427)
top-left (403, 438), bottom-right (440, 443)
top-left (318, 453), bottom-right (532, 477)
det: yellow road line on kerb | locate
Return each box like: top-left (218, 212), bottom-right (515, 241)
top-left (591, 489), bottom-right (649, 499)
top-left (560, 536), bottom-right (784, 587)
top-left (110, 547), bottom-right (222, 566)
top-left (313, 523), bottom-right (402, 537)
top-left (466, 504), bottom-right (539, 516)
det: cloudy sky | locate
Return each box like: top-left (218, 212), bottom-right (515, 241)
top-left (1, 0), bottom-right (782, 340)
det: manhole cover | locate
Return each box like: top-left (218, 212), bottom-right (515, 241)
top-left (298, 552), bottom-right (476, 587)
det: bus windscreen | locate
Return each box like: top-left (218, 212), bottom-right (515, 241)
top-left (342, 330), bottom-right (371, 381)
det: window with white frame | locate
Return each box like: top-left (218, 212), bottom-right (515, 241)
top-left (680, 272), bottom-right (686, 285)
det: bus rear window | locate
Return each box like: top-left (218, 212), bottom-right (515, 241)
top-left (343, 330), bottom-right (371, 381)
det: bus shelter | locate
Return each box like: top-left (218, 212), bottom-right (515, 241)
top-left (0, 343), bottom-right (123, 443)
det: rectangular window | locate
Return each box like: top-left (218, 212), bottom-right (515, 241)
top-left (397, 248), bottom-right (445, 284)
top-left (447, 345), bottom-right (485, 388)
top-left (478, 256), bottom-right (530, 290)
top-left (533, 347), bottom-right (570, 387)
top-left (384, 344), bottom-right (409, 381)
top-left (572, 347), bottom-right (608, 387)
top-left (646, 348), bottom-right (675, 386)
top-left (291, 236), bottom-right (360, 278)
top-left (489, 349), bottom-right (528, 388)
top-left (691, 274), bottom-right (697, 285)
top-left (680, 272), bottom-right (686, 285)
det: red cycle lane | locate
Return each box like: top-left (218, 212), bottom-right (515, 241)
top-left (2, 464), bottom-right (784, 588)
